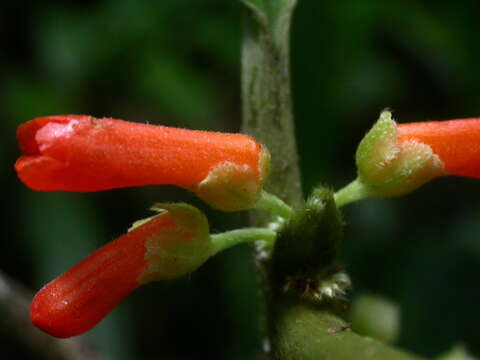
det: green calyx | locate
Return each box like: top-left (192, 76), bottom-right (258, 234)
top-left (336, 110), bottom-right (445, 207)
top-left (135, 202), bottom-right (279, 284)
top-left (194, 147), bottom-right (271, 212)
top-left (137, 203), bottom-right (212, 283)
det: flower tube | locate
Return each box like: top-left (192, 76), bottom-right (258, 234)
top-left (31, 204), bottom-right (211, 338)
top-left (15, 115), bottom-right (270, 211)
top-left (397, 118), bottom-right (480, 178)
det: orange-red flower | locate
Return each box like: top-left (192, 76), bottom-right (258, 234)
top-left (31, 204), bottom-right (211, 338)
top-left (14, 115), bottom-right (273, 339)
top-left (397, 118), bottom-right (480, 178)
top-left (15, 115), bottom-right (270, 210)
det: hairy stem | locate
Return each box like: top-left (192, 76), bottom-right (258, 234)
top-left (241, 0), bottom-right (303, 214)
top-left (240, 0), bottom-right (302, 358)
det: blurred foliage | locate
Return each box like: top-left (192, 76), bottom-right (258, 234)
top-left (350, 293), bottom-right (400, 345)
top-left (2, 0), bottom-right (480, 359)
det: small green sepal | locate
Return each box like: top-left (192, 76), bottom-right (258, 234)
top-left (355, 110), bottom-right (445, 198)
top-left (194, 147), bottom-right (271, 212)
top-left (136, 203), bottom-right (213, 283)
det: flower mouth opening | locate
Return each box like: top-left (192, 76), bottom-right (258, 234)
top-left (14, 115), bottom-right (92, 192)
top-left (17, 115), bottom-right (84, 156)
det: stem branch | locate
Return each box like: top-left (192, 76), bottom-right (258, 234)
top-left (254, 190), bottom-right (294, 219)
top-left (334, 178), bottom-right (371, 208)
top-left (211, 228), bottom-right (277, 254)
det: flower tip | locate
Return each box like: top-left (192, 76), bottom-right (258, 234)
top-left (30, 264), bottom-right (140, 338)
top-left (15, 115), bottom-right (96, 192)
top-left (30, 288), bottom-right (81, 338)
top-left (17, 115), bottom-right (89, 155)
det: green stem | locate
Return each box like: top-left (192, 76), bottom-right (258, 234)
top-left (211, 228), bottom-right (277, 255)
top-left (334, 178), bottom-right (371, 208)
top-left (254, 190), bottom-right (294, 219)
top-left (241, 1), bottom-right (301, 357)
top-left (240, 2), bottom-right (424, 359)
top-left (241, 0), bottom-right (303, 214)
top-left (271, 297), bottom-right (425, 360)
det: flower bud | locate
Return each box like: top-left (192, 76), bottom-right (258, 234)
top-left (30, 203), bottom-right (211, 338)
top-left (15, 115), bottom-right (270, 211)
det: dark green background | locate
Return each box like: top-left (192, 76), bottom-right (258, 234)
top-left (2, 1), bottom-right (480, 359)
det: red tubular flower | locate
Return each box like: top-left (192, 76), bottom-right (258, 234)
top-left (398, 118), bottom-right (480, 178)
top-left (31, 204), bottom-right (211, 338)
top-left (15, 115), bottom-right (270, 210)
